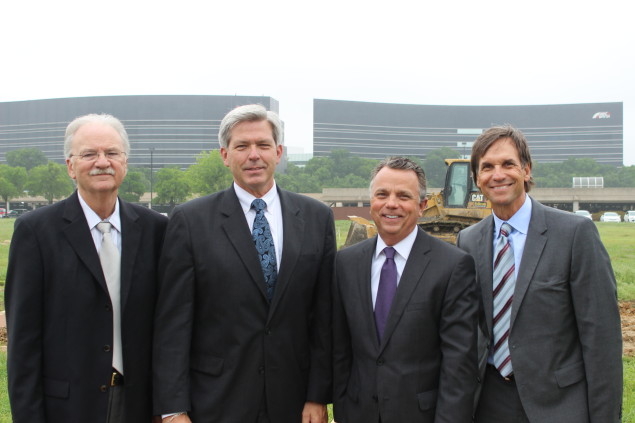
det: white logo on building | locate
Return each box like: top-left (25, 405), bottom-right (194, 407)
top-left (592, 112), bottom-right (611, 119)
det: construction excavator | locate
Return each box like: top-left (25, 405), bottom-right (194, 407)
top-left (343, 159), bottom-right (492, 246)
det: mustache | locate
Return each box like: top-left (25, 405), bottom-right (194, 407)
top-left (89, 168), bottom-right (115, 176)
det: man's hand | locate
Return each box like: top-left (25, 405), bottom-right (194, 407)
top-left (162, 414), bottom-right (191, 423)
top-left (301, 401), bottom-right (327, 423)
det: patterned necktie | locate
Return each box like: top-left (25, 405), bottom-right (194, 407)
top-left (96, 222), bottom-right (123, 374)
top-left (492, 222), bottom-right (515, 377)
top-left (375, 247), bottom-right (397, 342)
top-left (251, 199), bottom-right (278, 301)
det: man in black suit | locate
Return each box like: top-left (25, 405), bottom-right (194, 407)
top-left (456, 125), bottom-right (622, 422)
top-left (5, 114), bottom-right (168, 422)
top-left (153, 104), bottom-right (336, 423)
top-left (332, 157), bottom-right (478, 423)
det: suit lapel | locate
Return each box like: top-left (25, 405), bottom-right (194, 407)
top-left (119, 200), bottom-right (140, 310)
top-left (511, 198), bottom-right (547, 329)
top-left (357, 238), bottom-right (378, 348)
top-left (270, 189), bottom-right (303, 315)
top-left (379, 229), bottom-right (430, 353)
top-left (476, 216), bottom-right (495, 338)
top-left (61, 192), bottom-right (109, 294)
top-left (220, 188), bottom-right (269, 301)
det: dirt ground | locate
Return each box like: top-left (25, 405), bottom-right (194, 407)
top-left (1, 303), bottom-right (634, 355)
top-left (621, 301), bottom-right (635, 356)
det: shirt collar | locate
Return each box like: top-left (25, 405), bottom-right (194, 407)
top-left (375, 225), bottom-right (418, 261)
top-left (234, 181), bottom-right (279, 213)
top-left (77, 191), bottom-right (121, 232)
top-left (493, 193), bottom-right (532, 237)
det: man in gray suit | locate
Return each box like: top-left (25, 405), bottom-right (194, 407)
top-left (456, 125), bottom-right (622, 422)
top-left (333, 157), bottom-right (478, 423)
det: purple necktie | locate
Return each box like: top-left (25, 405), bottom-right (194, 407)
top-left (375, 247), bottom-right (397, 342)
top-left (492, 222), bottom-right (515, 377)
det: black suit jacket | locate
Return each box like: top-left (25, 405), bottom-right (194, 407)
top-left (152, 186), bottom-right (336, 422)
top-left (5, 191), bottom-right (168, 423)
top-left (457, 197), bottom-right (622, 422)
top-left (332, 228), bottom-right (478, 423)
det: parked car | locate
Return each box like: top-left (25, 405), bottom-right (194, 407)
top-left (625, 210), bottom-right (635, 223)
top-left (599, 212), bottom-right (621, 223)
top-left (4, 208), bottom-right (29, 218)
top-left (574, 210), bottom-right (593, 220)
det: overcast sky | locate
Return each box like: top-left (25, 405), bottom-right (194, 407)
top-left (1, 0), bottom-right (633, 165)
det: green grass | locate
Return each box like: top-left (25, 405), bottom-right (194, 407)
top-left (625, 357), bottom-right (635, 423)
top-left (596, 222), bottom-right (635, 301)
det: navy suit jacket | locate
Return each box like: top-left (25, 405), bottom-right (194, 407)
top-left (5, 191), bottom-right (168, 423)
top-left (152, 186), bottom-right (336, 422)
top-left (333, 228), bottom-right (478, 423)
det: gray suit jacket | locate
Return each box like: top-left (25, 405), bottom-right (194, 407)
top-left (333, 228), bottom-right (478, 423)
top-left (152, 186), bottom-right (335, 422)
top-left (457, 197), bottom-right (622, 423)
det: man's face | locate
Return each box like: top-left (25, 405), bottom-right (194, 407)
top-left (66, 122), bottom-right (128, 198)
top-left (220, 119), bottom-right (282, 197)
top-left (476, 137), bottom-right (531, 219)
top-left (370, 167), bottom-right (427, 246)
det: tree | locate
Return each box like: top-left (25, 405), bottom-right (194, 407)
top-left (155, 167), bottom-right (191, 206)
top-left (26, 162), bottom-right (74, 204)
top-left (423, 147), bottom-right (460, 188)
top-left (120, 169), bottom-right (149, 202)
top-left (186, 150), bottom-right (233, 195)
top-left (0, 165), bottom-right (27, 208)
top-left (6, 147), bottom-right (48, 171)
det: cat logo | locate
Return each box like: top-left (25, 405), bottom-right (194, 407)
top-left (592, 112), bottom-right (611, 119)
top-left (471, 193), bottom-right (484, 202)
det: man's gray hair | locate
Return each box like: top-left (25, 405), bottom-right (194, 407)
top-left (218, 104), bottom-right (283, 148)
top-left (370, 156), bottom-right (427, 200)
top-left (64, 114), bottom-right (130, 159)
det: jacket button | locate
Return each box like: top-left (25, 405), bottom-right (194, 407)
top-left (105, 304), bottom-right (111, 311)
top-left (376, 358), bottom-right (384, 366)
top-left (265, 327), bottom-right (272, 335)
top-left (103, 345), bottom-right (111, 352)
top-left (100, 385), bottom-right (108, 392)
top-left (258, 366), bottom-right (265, 375)
top-left (372, 395), bottom-right (378, 403)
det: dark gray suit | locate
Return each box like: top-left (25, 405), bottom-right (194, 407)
top-left (457, 197), bottom-right (622, 422)
top-left (333, 228), bottom-right (478, 423)
top-left (5, 191), bottom-right (168, 423)
top-left (152, 186), bottom-right (335, 422)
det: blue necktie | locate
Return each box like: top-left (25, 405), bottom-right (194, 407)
top-left (251, 199), bottom-right (278, 301)
top-left (375, 247), bottom-right (397, 341)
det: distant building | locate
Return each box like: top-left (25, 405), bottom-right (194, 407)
top-left (313, 99), bottom-right (624, 165)
top-left (0, 95), bottom-right (280, 169)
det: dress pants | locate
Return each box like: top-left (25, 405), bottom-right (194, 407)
top-left (107, 385), bottom-right (125, 423)
top-left (475, 365), bottom-right (530, 423)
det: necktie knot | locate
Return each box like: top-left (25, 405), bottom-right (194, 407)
top-left (500, 222), bottom-right (513, 238)
top-left (383, 246), bottom-right (396, 260)
top-left (97, 221), bottom-right (112, 234)
top-left (252, 198), bottom-right (266, 214)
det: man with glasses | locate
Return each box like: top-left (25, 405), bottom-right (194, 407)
top-left (5, 114), bottom-right (168, 422)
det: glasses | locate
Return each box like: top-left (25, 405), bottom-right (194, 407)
top-left (70, 150), bottom-right (127, 162)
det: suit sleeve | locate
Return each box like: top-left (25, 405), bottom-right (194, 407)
top-left (152, 207), bottom-right (196, 415)
top-left (569, 219), bottom-right (622, 422)
top-left (331, 252), bottom-right (352, 421)
top-left (435, 252), bottom-right (479, 423)
top-left (305, 208), bottom-right (336, 404)
top-left (4, 218), bottom-right (47, 423)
